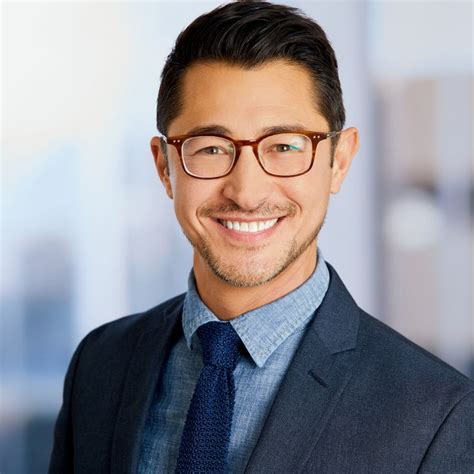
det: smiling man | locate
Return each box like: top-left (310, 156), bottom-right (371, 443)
top-left (156, 59), bottom-right (353, 319)
top-left (49, 1), bottom-right (474, 473)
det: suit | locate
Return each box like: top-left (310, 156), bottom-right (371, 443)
top-left (49, 262), bottom-right (474, 473)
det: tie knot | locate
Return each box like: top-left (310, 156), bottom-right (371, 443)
top-left (197, 321), bottom-right (241, 369)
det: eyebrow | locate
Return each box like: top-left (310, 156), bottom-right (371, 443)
top-left (185, 124), bottom-right (308, 136)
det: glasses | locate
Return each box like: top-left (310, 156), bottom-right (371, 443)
top-left (161, 130), bottom-right (341, 179)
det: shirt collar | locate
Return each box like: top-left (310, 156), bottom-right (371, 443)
top-left (182, 246), bottom-right (330, 367)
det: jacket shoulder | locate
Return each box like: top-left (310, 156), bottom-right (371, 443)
top-left (357, 308), bottom-right (474, 397)
top-left (82, 292), bottom-right (186, 350)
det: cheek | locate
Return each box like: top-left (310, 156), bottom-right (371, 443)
top-left (291, 169), bottom-right (330, 205)
top-left (290, 175), bottom-right (331, 225)
top-left (172, 175), bottom-right (215, 228)
top-left (309, 156), bottom-right (332, 199)
top-left (173, 182), bottom-right (196, 221)
top-left (167, 158), bottom-right (182, 192)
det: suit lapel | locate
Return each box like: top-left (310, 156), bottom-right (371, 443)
top-left (245, 263), bottom-right (361, 473)
top-left (110, 298), bottom-right (184, 474)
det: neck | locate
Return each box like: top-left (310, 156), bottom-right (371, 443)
top-left (193, 242), bottom-right (318, 320)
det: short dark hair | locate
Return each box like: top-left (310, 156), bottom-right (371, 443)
top-left (157, 0), bottom-right (345, 160)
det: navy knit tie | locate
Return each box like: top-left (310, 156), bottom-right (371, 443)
top-left (175, 321), bottom-right (242, 473)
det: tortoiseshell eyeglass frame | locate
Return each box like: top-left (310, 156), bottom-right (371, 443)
top-left (161, 130), bottom-right (341, 179)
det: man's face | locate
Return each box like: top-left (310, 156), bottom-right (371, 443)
top-left (152, 60), bottom-right (357, 288)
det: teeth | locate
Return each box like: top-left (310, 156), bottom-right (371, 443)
top-left (219, 218), bottom-right (279, 233)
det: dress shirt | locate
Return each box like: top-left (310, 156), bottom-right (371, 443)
top-left (138, 246), bottom-right (330, 473)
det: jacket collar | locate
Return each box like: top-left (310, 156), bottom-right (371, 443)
top-left (110, 296), bottom-right (184, 474)
top-left (244, 262), bottom-right (361, 472)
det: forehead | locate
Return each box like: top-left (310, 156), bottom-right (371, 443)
top-left (169, 59), bottom-right (327, 136)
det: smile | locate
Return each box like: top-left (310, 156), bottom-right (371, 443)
top-left (217, 218), bottom-right (279, 233)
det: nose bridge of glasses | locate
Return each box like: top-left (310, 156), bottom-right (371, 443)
top-left (230, 139), bottom-right (268, 178)
top-left (233, 138), bottom-right (261, 160)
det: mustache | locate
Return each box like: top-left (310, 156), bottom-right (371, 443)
top-left (200, 201), bottom-right (297, 218)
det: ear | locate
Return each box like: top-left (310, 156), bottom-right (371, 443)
top-left (330, 127), bottom-right (359, 194)
top-left (151, 136), bottom-right (173, 199)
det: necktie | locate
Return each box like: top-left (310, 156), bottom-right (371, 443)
top-left (175, 321), bottom-right (242, 473)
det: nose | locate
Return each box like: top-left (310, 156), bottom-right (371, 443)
top-left (221, 144), bottom-right (273, 211)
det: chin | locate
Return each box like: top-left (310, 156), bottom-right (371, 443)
top-left (211, 263), bottom-right (284, 288)
top-left (198, 240), bottom-right (298, 288)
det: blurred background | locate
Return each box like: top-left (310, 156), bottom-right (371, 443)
top-left (1, 1), bottom-right (473, 472)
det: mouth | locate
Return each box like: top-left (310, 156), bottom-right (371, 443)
top-left (211, 216), bottom-right (285, 242)
top-left (216, 217), bottom-right (281, 233)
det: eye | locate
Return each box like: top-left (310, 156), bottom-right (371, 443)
top-left (199, 146), bottom-right (226, 155)
top-left (272, 143), bottom-right (300, 153)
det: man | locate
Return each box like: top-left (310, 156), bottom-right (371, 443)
top-left (49, 1), bottom-right (474, 473)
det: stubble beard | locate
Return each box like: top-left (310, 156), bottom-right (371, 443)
top-left (184, 213), bottom-right (326, 288)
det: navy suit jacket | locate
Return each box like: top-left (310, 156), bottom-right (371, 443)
top-left (49, 262), bottom-right (474, 473)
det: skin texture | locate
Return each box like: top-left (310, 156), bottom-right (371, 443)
top-left (151, 59), bottom-right (359, 320)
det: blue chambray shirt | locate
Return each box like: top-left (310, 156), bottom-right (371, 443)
top-left (138, 246), bottom-right (330, 473)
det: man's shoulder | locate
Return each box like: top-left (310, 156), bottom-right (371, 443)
top-left (81, 292), bottom-right (186, 350)
top-left (357, 308), bottom-right (474, 398)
